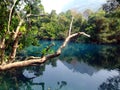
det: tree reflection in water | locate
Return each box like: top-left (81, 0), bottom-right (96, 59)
top-left (60, 43), bottom-right (120, 69)
top-left (98, 70), bottom-right (120, 90)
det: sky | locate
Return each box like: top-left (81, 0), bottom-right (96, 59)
top-left (41, 0), bottom-right (107, 14)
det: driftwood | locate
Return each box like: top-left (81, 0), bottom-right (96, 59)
top-left (0, 32), bottom-right (90, 71)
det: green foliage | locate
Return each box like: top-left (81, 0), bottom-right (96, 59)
top-left (82, 7), bottom-right (120, 44)
top-left (35, 6), bottom-right (120, 44)
top-left (37, 10), bottom-right (69, 40)
top-left (37, 9), bottom-right (84, 40)
top-left (41, 46), bottom-right (54, 57)
top-left (0, 1), bottom-right (8, 37)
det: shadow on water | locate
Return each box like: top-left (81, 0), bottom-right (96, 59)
top-left (1, 40), bottom-right (120, 90)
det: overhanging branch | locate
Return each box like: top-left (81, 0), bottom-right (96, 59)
top-left (0, 32), bottom-right (90, 71)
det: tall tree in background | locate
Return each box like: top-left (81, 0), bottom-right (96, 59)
top-left (103, 0), bottom-right (120, 12)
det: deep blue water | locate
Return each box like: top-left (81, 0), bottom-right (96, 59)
top-left (1, 40), bottom-right (120, 90)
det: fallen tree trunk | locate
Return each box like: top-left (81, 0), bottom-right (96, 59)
top-left (0, 32), bottom-right (90, 71)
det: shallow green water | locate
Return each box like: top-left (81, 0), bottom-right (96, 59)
top-left (1, 41), bottom-right (120, 90)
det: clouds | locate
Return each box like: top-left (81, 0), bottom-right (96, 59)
top-left (41, 0), bottom-right (107, 13)
top-left (41, 0), bottom-right (73, 13)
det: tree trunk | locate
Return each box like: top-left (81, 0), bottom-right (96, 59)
top-left (0, 38), bottom-right (5, 64)
top-left (8, 19), bottom-right (23, 62)
top-left (8, 35), bottom-right (19, 62)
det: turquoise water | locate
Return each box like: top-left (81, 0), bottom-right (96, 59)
top-left (0, 41), bottom-right (120, 90)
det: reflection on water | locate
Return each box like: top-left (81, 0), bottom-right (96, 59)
top-left (99, 72), bottom-right (120, 90)
top-left (22, 60), bottom-right (119, 90)
top-left (1, 41), bottom-right (120, 90)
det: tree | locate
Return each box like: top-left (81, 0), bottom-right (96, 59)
top-left (83, 9), bottom-right (93, 19)
top-left (82, 7), bottom-right (120, 44)
top-left (0, 0), bottom-right (90, 71)
top-left (103, 0), bottom-right (120, 12)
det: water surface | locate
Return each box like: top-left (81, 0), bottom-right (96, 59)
top-left (1, 41), bottom-right (120, 90)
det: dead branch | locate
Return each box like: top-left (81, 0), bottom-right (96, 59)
top-left (68, 16), bottom-right (74, 36)
top-left (0, 32), bottom-right (90, 71)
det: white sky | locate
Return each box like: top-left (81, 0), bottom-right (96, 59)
top-left (41, 0), bottom-right (107, 14)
